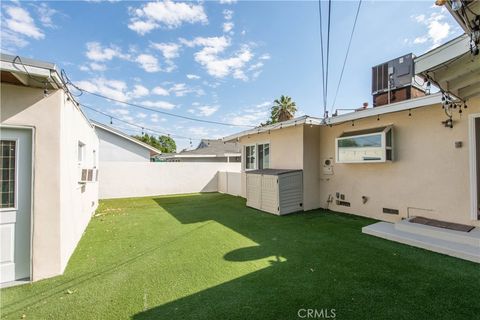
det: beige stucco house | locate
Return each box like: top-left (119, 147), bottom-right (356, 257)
top-left (225, 32), bottom-right (480, 262)
top-left (1, 54), bottom-right (99, 286)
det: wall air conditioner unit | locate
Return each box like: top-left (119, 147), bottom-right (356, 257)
top-left (79, 168), bottom-right (88, 183)
top-left (87, 169), bottom-right (94, 182)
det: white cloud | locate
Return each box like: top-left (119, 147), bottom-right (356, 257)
top-left (35, 3), bottom-right (59, 28)
top-left (223, 9), bottom-right (233, 20)
top-left (228, 101), bottom-right (271, 126)
top-left (109, 108), bottom-right (130, 115)
top-left (90, 62), bottom-right (107, 71)
top-left (128, 0), bottom-right (208, 35)
top-left (181, 36), bottom-right (256, 80)
top-left (75, 78), bottom-right (129, 101)
top-left (413, 37), bottom-right (428, 44)
top-left (186, 74), bottom-right (200, 80)
top-left (85, 42), bottom-right (129, 61)
top-left (3, 5), bottom-right (44, 39)
top-left (197, 105), bottom-right (219, 116)
top-left (141, 100), bottom-right (175, 110)
top-left (223, 22), bottom-right (234, 33)
top-left (150, 42), bottom-right (181, 72)
top-left (169, 83), bottom-right (204, 97)
top-left (152, 86), bottom-right (170, 96)
top-left (130, 84), bottom-right (149, 98)
top-left (150, 114), bottom-right (166, 123)
top-left (128, 20), bottom-right (158, 35)
top-left (136, 54), bottom-right (160, 73)
top-left (411, 10), bottom-right (452, 48)
top-left (151, 42), bottom-right (180, 59)
top-left (136, 112), bottom-right (148, 119)
top-left (219, 0), bottom-right (237, 4)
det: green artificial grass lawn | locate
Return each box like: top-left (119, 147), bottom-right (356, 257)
top-left (1, 193), bottom-right (479, 320)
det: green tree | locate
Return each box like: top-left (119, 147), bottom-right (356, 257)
top-left (263, 95), bottom-right (297, 125)
top-left (158, 135), bottom-right (176, 153)
top-left (132, 134), bottom-right (176, 153)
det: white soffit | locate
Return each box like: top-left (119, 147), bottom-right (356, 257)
top-left (415, 34), bottom-right (480, 101)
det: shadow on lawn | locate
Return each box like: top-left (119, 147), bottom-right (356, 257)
top-left (131, 194), bottom-right (480, 320)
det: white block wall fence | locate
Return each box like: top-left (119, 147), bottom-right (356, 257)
top-left (217, 171), bottom-right (243, 196)
top-left (98, 162), bottom-right (241, 199)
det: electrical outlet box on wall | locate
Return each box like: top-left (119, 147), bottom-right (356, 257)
top-left (322, 157), bottom-right (334, 175)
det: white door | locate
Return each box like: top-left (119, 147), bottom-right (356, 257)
top-left (0, 127), bottom-right (32, 284)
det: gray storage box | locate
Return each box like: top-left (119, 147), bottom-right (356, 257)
top-left (246, 169), bottom-right (303, 215)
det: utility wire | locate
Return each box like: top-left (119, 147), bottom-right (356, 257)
top-left (82, 104), bottom-right (199, 141)
top-left (324, 0), bottom-right (332, 116)
top-left (66, 81), bottom-right (255, 128)
top-left (331, 0), bottom-right (362, 112)
top-left (318, 0), bottom-right (326, 117)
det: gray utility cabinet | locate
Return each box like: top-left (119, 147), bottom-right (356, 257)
top-left (246, 169), bottom-right (303, 215)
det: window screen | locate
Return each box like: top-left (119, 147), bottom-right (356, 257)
top-left (245, 145), bottom-right (256, 170)
top-left (1, 140), bottom-right (16, 208)
top-left (258, 143), bottom-right (270, 169)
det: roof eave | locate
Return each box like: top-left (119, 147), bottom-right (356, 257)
top-left (325, 93), bottom-right (443, 125)
top-left (223, 116), bottom-right (322, 142)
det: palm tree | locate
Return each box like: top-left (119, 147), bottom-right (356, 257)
top-left (271, 95), bottom-right (297, 123)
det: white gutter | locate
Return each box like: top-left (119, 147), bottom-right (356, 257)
top-left (414, 34), bottom-right (470, 74)
top-left (223, 115), bottom-right (322, 142)
top-left (325, 93), bottom-right (443, 125)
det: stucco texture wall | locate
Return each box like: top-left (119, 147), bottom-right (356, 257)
top-left (59, 91), bottom-right (99, 271)
top-left (99, 162), bottom-right (241, 199)
top-left (238, 125), bottom-right (320, 209)
top-left (96, 127), bottom-right (151, 162)
top-left (319, 99), bottom-right (480, 226)
top-left (1, 83), bottom-right (98, 281)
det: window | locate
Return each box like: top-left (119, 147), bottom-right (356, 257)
top-left (78, 141), bottom-right (85, 163)
top-left (92, 150), bottom-right (97, 168)
top-left (336, 126), bottom-right (393, 163)
top-left (258, 143), bottom-right (270, 169)
top-left (1, 140), bottom-right (16, 209)
top-left (245, 143), bottom-right (270, 170)
top-left (245, 145), bottom-right (256, 170)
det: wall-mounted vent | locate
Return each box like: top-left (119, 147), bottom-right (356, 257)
top-left (336, 200), bottom-right (351, 207)
top-left (383, 208), bottom-right (399, 215)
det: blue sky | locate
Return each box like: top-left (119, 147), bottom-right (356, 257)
top-left (1, 0), bottom-right (462, 150)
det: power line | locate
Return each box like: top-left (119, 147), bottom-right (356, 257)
top-left (82, 104), bottom-right (199, 141)
top-left (66, 81), bottom-right (255, 128)
top-left (331, 0), bottom-right (362, 112)
top-left (318, 0), bottom-right (326, 117)
top-left (324, 0), bottom-right (332, 117)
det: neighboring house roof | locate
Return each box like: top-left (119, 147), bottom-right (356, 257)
top-left (92, 121), bottom-right (162, 155)
top-left (223, 115), bottom-right (323, 142)
top-left (159, 139), bottom-right (241, 159)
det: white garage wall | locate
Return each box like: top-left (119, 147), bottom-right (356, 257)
top-left (99, 162), bottom-right (241, 199)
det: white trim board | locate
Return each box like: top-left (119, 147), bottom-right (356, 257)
top-left (469, 114), bottom-right (480, 221)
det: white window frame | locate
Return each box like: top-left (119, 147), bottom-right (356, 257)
top-left (335, 126), bottom-right (393, 164)
top-left (257, 142), bottom-right (270, 170)
top-left (244, 144), bottom-right (257, 171)
top-left (78, 141), bottom-right (86, 165)
top-left (0, 138), bottom-right (19, 211)
top-left (469, 113), bottom-right (480, 220)
top-left (244, 141), bottom-right (270, 171)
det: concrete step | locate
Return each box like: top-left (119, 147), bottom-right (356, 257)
top-left (363, 222), bottom-right (480, 263)
top-left (395, 219), bottom-right (480, 247)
